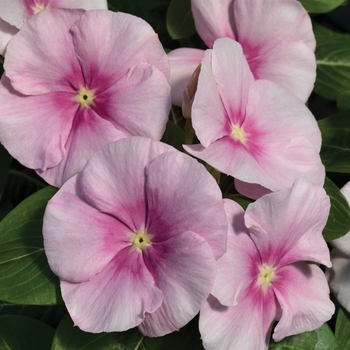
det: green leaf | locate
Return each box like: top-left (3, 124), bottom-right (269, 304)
top-left (335, 307), bottom-right (350, 350)
top-left (269, 323), bottom-right (340, 350)
top-left (314, 24), bottom-right (350, 100)
top-left (52, 314), bottom-right (164, 350)
top-left (166, 0), bottom-right (196, 40)
top-left (323, 177), bottom-right (350, 241)
top-left (0, 186), bottom-right (62, 305)
top-left (298, 0), bottom-right (346, 12)
top-left (0, 314), bottom-right (55, 350)
top-left (337, 91), bottom-right (350, 110)
top-left (318, 112), bottom-right (350, 173)
top-left (161, 120), bottom-right (185, 151)
top-left (0, 145), bottom-right (9, 201)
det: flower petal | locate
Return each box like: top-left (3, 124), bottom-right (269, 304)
top-left (168, 48), bottom-right (204, 106)
top-left (5, 9), bottom-right (84, 95)
top-left (272, 262), bottom-right (334, 341)
top-left (43, 176), bottom-right (131, 283)
top-left (139, 231), bottom-right (216, 337)
top-left (61, 248), bottom-right (163, 333)
top-left (56, 0), bottom-right (108, 10)
top-left (38, 107), bottom-right (126, 187)
top-left (191, 0), bottom-right (236, 48)
top-left (199, 288), bottom-right (278, 350)
top-left (234, 180), bottom-right (271, 200)
top-left (248, 41), bottom-right (316, 102)
top-left (245, 178), bottom-right (331, 268)
top-left (0, 18), bottom-right (18, 55)
top-left (326, 248), bottom-right (350, 313)
top-left (145, 150), bottom-right (227, 259)
top-left (0, 75), bottom-right (76, 172)
top-left (79, 137), bottom-right (174, 232)
top-left (211, 199), bottom-right (260, 307)
top-left (71, 10), bottom-right (170, 92)
top-left (94, 63), bottom-right (170, 140)
top-left (0, 0), bottom-right (26, 28)
top-left (234, 0), bottom-right (315, 58)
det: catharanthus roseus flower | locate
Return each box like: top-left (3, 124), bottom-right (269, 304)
top-left (0, 9), bottom-right (171, 187)
top-left (169, 0), bottom-right (315, 105)
top-left (183, 38), bottom-right (325, 199)
top-left (326, 182), bottom-right (350, 312)
top-left (199, 178), bottom-right (334, 350)
top-left (43, 137), bottom-right (227, 336)
top-left (0, 0), bottom-right (108, 55)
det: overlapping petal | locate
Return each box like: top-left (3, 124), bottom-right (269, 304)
top-left (145, 150), bottom-right (227, 258)
top-left (0, 0), bottom-right (26, 28)
top-left (61, 248), bottom-right (163, 333)
top-left (94, 63), bottom-right (170, 140)
top-left (272, 262), bottom-right (334, 341)
top-left (5, 9), bottom-right (85, 95)
top-left (71, 10), bottom-right (170, 91)
top-left (200, 290), bottom-right (278, 350)
top-left (245, 178), bottom-right (331, 268)
top-left (0, 18), bottom-right (18, 55)
top-left (139, 231), bottom-right (216, 337)
top-left (0, 75), bottom-right (76, 171)
top-left (79, 138), bottom-right (174, 232)
top-left (168, 48), bottom-right (204, 106)
top-left (43, 176), bottom-right (131, 283)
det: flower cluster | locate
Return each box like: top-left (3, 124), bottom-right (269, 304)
top-left (0, 0), bottom-right (339, 349)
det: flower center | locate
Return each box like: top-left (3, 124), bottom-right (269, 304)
top-left (231, 125), bottom-right (246, 143)
top-left (76, 88), bottom-right (95, 108)
top-left (257, 264), bottom-right (275, 291)
top-left (32, 3), bottom-right (46, 14)
top-left (131, 231), bottom-right (151, 251)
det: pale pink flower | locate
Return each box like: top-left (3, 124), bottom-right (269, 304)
top-left (169, 0), bottom-right (315, 105)
top-left (0, 0), bottom-right (108, 55)
top-left (0, 9), bottom-right (171, 187)
top-left (43, 137), bottom-right (227, 336)
top-left (183, 38), bottom-right (324, 198)
top-left (199, 178), bottom-right (334, 350)
top-left (326, 182), bottom-right (350, 312)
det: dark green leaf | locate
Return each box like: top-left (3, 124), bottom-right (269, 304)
top-left (0, 145), bottom-right (9, 201)
top-left (0, 186), bottom-right (62, 305)
top-left (0, 302), bottom-right (66, 329)
top-left (52, 314), bottom-right (164, 350)
top-left (0, 315), bottom-right (55, 350)
top-left (335, 307), bottom-right (350, 350)
top-left (166, 0), bottom-right (196, 40)
top-left (337, 91), bottom-right (350, 110)
top-left (318, 112), bottom-right (350, 173)
top-left (314, 24), bottom-right (350, 100)
top-left (269, 323), bottom-right (340, 349)
top-left (298, 0), bottom-right (346, 12)
top-left (161, 120), bottom-right (185, 151)
top-left (323, 177), bottom-right (350, 241)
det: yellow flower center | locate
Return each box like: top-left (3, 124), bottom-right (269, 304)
top-left (32, 4), bottom-right (46, 14)
top-left (231, 125), bottom-right (246, 143)
top-left (257, 264), bottom-right (275, 292)
top-left (76, 88), bottom-right (95, 108)
top-left (131, 231), bottom-right (151, 251)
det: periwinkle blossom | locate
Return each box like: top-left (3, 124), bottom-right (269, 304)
top-left (199, 178), bottom-right (334, 350)
top-left (326, 182), bottom-right (350, 312)
top-left (169, 0), bottom-right (315, 105)
top-left (0, 9), bottom-right (171, 187)
top-left (43, 137), bottom-right (227, 336)
top-left (183, 38), bottom-right (324, 199)
top-left (0, 0), bottom-right (108, 55)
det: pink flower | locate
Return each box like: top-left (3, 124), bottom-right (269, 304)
top-left (199, 178), bottom-right (334, 350)
top-left (169, 0), bottom-right (315, 105)
top-left (183, 38), bottom-right (324, 198)
top-left (0, 0), bottom-right (108, 55)
top-left (43, 137), bottom-right (227, 336)
top-left (326, 182), bottom-right (350, 312)
top-left (0, 9), bottom-right (171, 187)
